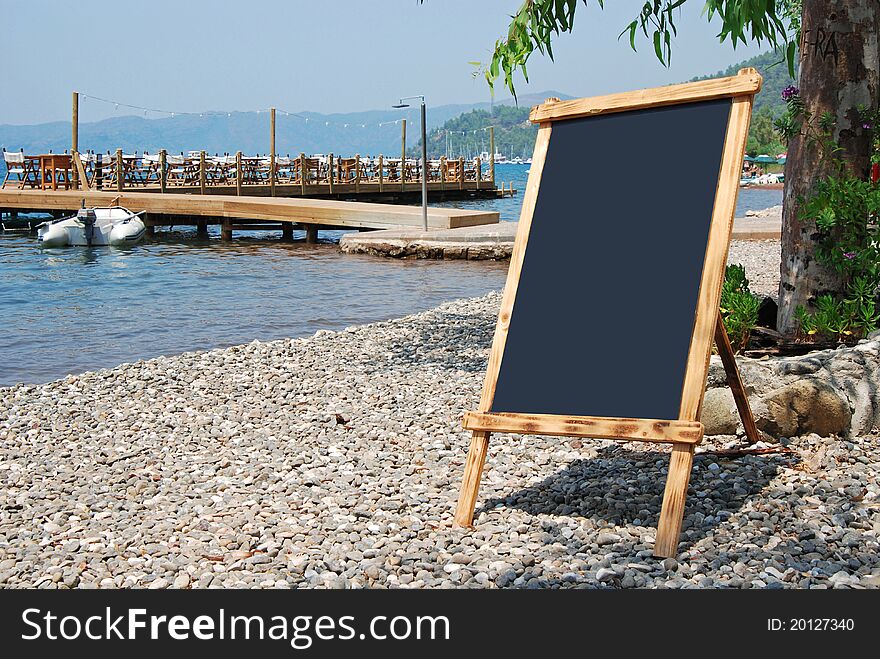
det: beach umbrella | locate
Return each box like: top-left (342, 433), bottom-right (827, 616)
top-left (743, 155), bottom-right (756, 162)
top-left (753, 154), bottom-right (776, 164)
top-left (776, 156), bottom-right (787, 165)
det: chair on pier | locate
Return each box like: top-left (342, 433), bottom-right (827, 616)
top-left (165, 154), bottom-right (196, 186)
top-left (360, 156), bottom-right (377, 182)
top-left (336, 157), bottom-right (360, 184)
top-left (210, 155), bottom-right (237, 185)
top-left (252, 156), bottom-right (271, 183)
top-left (427, 159), bottom-right (443, 182)
top-left (384, 158), bottom-right (402, 182)
top-left (80, 153), bottom-right (116, 190)
top-left (101, 152), bottom-right (139, 189)
top-left (2, 149), bottom-right (35, 189)
top-left (464, 159), bottom-right (479, 181)
top-left (403, 158), bottom-right (421, 182)
top-left (291, 157), bottom-right (321, 185)
top-left (130, 153), bottom-right (159, 187)
top-left (445, 159), bottom-right (463, 182)
top-left (275, 156), bottom-right (293, 183)
top-left (323, 155), bottom-right (337, 184)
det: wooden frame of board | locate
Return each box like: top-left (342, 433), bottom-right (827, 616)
top-left (454, 68), bottom-right (763, 559)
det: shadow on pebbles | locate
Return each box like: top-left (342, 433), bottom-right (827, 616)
top-left (0, 292), bottom-right (878, 589)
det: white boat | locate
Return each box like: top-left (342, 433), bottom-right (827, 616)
top-left (38, 206), bottom-right (146, 248)
top-left (481, 150), bottom-right (508, 164)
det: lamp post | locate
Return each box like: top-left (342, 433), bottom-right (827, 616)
top-left (393, 95), bottom-right (427, 231)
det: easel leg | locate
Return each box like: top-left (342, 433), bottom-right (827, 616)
top-left (714, 311), bottom-right (761, 443)
top-left (454, 431), bottom-right (491, 527)
top-left (654, 441), bottom-right (696, 558)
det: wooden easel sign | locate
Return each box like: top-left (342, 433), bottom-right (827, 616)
top-left (454, 68), bottom-right (762, 558)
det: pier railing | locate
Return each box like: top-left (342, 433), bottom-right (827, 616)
top-left (2, 148), bottom-right (499, 198)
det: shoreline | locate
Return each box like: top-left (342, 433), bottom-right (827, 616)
top-left (340, 210), bottom-right (784, 260)
top-left (1, 289), bottom-right (877, 589)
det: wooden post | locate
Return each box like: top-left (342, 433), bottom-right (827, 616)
top-left (655, 442), bottom-right (696, 558)
top-left (377, 154), bottom-right (384, 192)
top-left (197, 219), bottom-right (208, 238)
top-left (475, 157), bottom-right (482, 190)
top-left (221, 219), bottom-right (233, 240)
top-left (400, 119), bottom-right (406, 192)
top-left (71, 91), bottom-right (79, 189)
top-left (298, 152), bottom-right (307, 194)
top-left (354, 153), bottom-right (360, 194)
top-left (327, 153), bottom-right (334, 194)
top-left (199, 151), bottom-right (206, 194)
top-left (489, 126), bottom-right (495, 186)
top-left (453, 431), bottom-right (491, 527)
top-left (72, 152), bottom-right (89, 191)
top-left (159, 149), bottom-right (167, 193)
top-left (281, 223), bottom-right (293, 241)
top-left (235, 151), bottom-right (243, 196)
top-left (299, 153), bottom-right (307, 195)
top-left (269, 107), bottom-right (276, 197)
top-left (458, 157), bottom-right (464, 190)
top-left (304, 224), bottom-right (318, 243)
top-left (440, 156), bottom-right (447, 191)
top-left (115, 148), bottom-right (123, 192)
top-left (714, 311), bottom-right (761, 443)
top-left (96, 153), bottom-right (104, 190)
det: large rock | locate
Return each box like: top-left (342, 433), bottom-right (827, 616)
top-left (702, 339), bottom-right (880, 438)
top-left (700, 388), bottom-right (740, 435)
top-left (760, 378), bottom-right (851, 437)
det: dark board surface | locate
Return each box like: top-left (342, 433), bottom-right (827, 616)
top-left (491, 98), bottom-right (732, 420)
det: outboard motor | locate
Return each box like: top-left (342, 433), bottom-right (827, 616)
top-left (77, 207), bottom-right (97, 246)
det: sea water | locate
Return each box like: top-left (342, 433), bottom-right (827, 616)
top-left (0, 164), bottom-right (781, 386)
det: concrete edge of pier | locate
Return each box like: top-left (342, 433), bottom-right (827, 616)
top-left (338, 216), bottom-right (782, 260)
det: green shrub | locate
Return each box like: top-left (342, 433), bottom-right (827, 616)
top-left (796, 276), bottom-right (880, 342)
top-left (720, 264), bottom-right (760, 353)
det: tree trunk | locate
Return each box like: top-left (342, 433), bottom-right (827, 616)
top-left (777, 0), bottom-right (879, 335)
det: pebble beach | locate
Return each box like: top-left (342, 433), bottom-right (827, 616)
top-left (2, 238), bottom-right (878, 589)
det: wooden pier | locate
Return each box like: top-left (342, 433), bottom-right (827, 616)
top-left (1, 98), bottom-right (513, 240)
top-left (0, 188), bottom-right (499, 241)
top-left (2, 105), bottom-right (516, 202)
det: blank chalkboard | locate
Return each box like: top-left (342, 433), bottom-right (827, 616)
top-left (456, 70), bottom-right (762, 557)
top-left (490, 99), bottom-right (732, 420)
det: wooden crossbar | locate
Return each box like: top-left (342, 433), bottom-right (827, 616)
top-left (462, 412), bottom-right (703, 444)
top-left (529, 70), bottom-right (762, 123)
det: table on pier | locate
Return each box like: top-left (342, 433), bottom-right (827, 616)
top-left (35, 154), bottom-right (72, 191)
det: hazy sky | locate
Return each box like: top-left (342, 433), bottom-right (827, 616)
top-left (3, 0), bottom-right (765, 125)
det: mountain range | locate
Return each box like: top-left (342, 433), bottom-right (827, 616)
top-left (0, 92), bottom-right (570, 158)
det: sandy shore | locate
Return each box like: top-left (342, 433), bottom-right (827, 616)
top-left (0, 239), bottom-right (876, 589)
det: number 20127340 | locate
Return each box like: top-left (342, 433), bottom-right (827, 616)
top-left (768, 618), bottom-right (855, 631)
